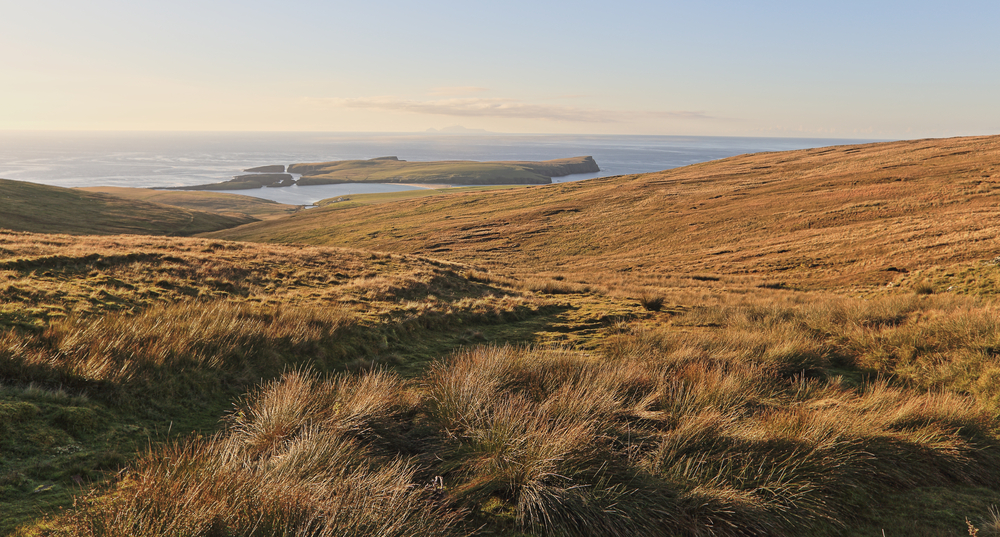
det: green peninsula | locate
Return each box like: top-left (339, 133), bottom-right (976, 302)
top-left (292, 155), bottom-right (599, 186)
top-left (166, 173), bottom-right (295, 191)
top-left (173, 156), bottom-right (600, 190)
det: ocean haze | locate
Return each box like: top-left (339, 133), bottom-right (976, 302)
top-left (0, 132), bottom-right (882, 205)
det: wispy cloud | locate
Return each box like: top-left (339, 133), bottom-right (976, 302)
top-left (306, 96), bottom-right (712, 123)
top-left (428, 86), bottom-right (489, 96)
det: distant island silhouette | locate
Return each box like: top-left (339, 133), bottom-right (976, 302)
top-left (425, 125), bottom-right (492, 134)
top-left (166, 156), bottom-right (600, 190)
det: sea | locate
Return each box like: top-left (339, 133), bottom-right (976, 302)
top-left (0, 132), bottom-right (882, 206)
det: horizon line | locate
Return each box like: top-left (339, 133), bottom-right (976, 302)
top-left (0, 129), bottom-right (898, 142)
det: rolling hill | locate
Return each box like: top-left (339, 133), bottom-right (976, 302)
top-left (77, 186), bottom-right (301, 219)
top-left (0, 179), bottom-right (254, 235)
top-left (207, 135), bottom-right (1000, 289)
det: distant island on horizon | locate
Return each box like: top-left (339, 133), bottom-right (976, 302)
top-left (166, 156), bottom-right (600, 191)
top-left (424, 125), bottom-right (492, 134)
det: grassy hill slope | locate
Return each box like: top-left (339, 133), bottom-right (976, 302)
top-left (78, 186), bottom-right (301, 219)
top-left (209, 135), bottom-right (1000, 289)
top-left (8, 229), bottom-right (1000, 536)
top-left (9, 136), bottom-right (1000, 536)
top-left (0, 179), bottom-right (253, 235)
top-left (0, 231), bottom-right (563, 534)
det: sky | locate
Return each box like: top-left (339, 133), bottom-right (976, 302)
top-left (1, 0), bottom-right (998, 138)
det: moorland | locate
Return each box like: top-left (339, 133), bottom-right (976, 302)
top-left (3, 135), bottom-right (1000, 536)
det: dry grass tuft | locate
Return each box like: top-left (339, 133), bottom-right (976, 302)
top-left (0, 231), bottom-right (553, 403)
top-left (64, 372), bottom-right (460, 537)
top-left (639, 293), bottom-right (665, 311)
top-left (56, 335), bottom-right (1000, 536)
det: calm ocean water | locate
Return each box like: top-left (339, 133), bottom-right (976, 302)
top-left (0, 132), bottom-right (880, 205)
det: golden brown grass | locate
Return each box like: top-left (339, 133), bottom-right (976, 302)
top-left (208, 135), bottom-right (1000, 290)
top-left (0, 231), bottom-right (561, 400)
top-left (27, 284), bottom-right (1000, 536)
top-left (0, 231), bottom-right (565, 535)
top-left (0, 179), bottom-right (252, 236)
top-left (10, 135), bottom-right (1000, 535)
top-left (77, 187), bottom-right (301, 220)
top-left (61, 371), bottom-right (461, 537)
top-left (50, 326), bottom-right (1000, 536)
top-left (0, 300), bottom-right (354, 398)
top-left (11, 260), bottom-right (1000, 535)
top-left (0, 230), bottom-right (542, 328)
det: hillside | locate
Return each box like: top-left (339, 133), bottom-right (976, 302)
top-left (0, 231), bottom-right (568, 534)
top-left (78, 186), bottom-right (301, 219)
top-left (0, 179), bottom-right (254, 235)
top-left (6, 230), bottom-right (1000, 536)
top-left (208, 135), bottom-right (1000, 289)
top-left (7, 136), bottom-right (1000, 536)
top-left (163, 173), bottom-right (296, 191)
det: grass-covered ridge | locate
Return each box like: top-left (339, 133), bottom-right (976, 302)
top-left (0, 179), bottom-right (254, 236)
top-left (166, 173), bottom-right (296, 191)
top-left (208, 135), bottom-right (1000, 289)
top-left (77, 187), bottom-right (301, 220)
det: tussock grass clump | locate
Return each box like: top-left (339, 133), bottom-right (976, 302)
top-left (0, 299), bottom-right (356, 402)
top-left (914, 281), bottom-right (936, 295)
top-left (639, 293), bottom-right (665, 311)
top-left (522, 277), bottom-right (591, 295)
top-left (0, 231), bottom-right (553, 402)
top-left (65, 371), bottom-right (461, 537)
top-left (651, 292), bottom-right (1000, 403)
top-left (0, 231), bottom-right (565, 533)
top-left (60, 343), bottom-right (1000, 537)
top-left (972, 506), bottom-right (1000, 536)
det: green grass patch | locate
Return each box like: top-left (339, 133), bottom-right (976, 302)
top-left (290, 156), bottom-right (598, 186)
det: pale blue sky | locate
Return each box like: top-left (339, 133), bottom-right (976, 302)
top-left (1, 0), bottom-right (997, 137)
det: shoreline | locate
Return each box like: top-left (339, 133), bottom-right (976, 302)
top-left (396, 183), bottom-right (454, 189)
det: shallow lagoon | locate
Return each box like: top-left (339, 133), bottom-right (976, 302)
top-left (195, 182), bottom-right (427, 206)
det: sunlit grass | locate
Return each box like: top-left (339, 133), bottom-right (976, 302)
top-left (51, 330), bottom-right (1000, 536)
top-left (9, 135), bottom-right (1000, 535)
